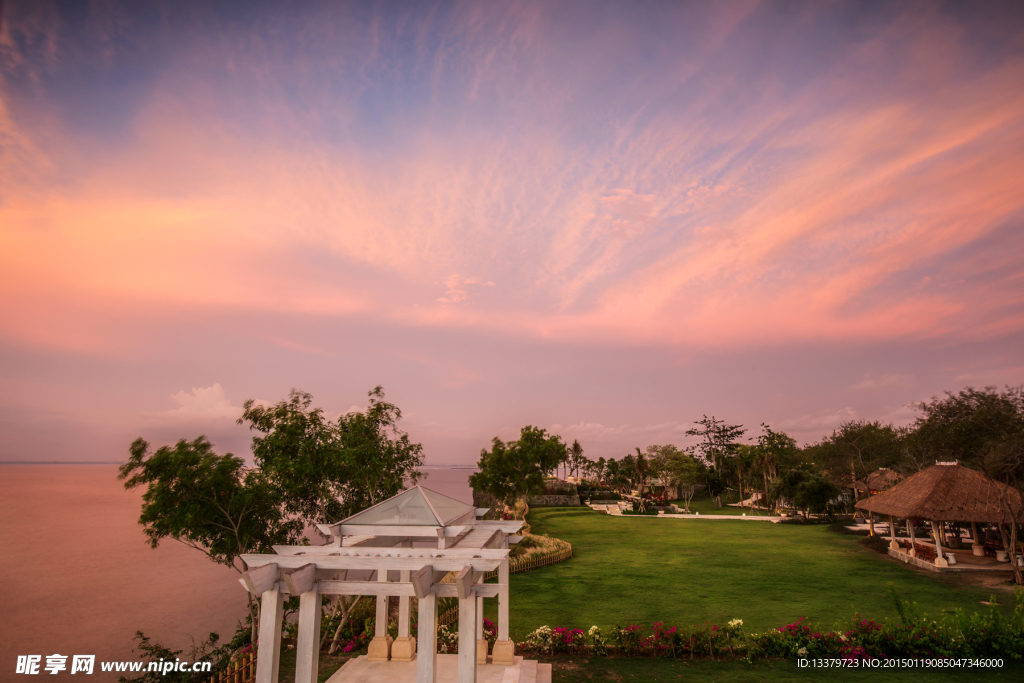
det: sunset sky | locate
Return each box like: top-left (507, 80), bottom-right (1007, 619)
top-left (2, 1), bottom-right (1023, 464)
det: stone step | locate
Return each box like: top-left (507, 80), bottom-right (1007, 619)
top-left (519, 658), bottom-right (538, 683)
top-left (536, 662), bottom-right (552, 683)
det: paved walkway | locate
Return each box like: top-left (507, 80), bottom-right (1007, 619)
top-left (589, 503), bottom-right (784, 522)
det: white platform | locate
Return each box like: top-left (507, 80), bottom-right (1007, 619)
top-left (327, 655), bottom-right (551, 683)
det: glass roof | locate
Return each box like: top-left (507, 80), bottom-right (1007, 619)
top-left (341, 486), bottom-right (474, 526)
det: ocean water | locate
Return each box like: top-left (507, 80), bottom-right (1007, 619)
top-left (0, 465), bottom-right (474, 679)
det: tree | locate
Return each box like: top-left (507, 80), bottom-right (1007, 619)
top-left (240, 387), bottom-right (425, 524)
top-left (807, 421), bottom-right (903, 489)
top-left (118, 437), bottom-right (303, 641)
top-left (660, 450), bottom-right (702, 512)
top-left (567, 439), bottom-right (586, 479)
top-left (686, 415), bottom-right (746, 469)
top-left (754, 425), bottom-right (799, 509)
top-left (769, 468), bottom-right (840, 520)
top-left (469, 426), bottom-right (566, 519)
top-left (909, 386), bottom-right (1024, 584)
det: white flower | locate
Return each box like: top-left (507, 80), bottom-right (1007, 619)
top-left (797, 647), bottom-right (808, 658)
top-left (728, 619), bottom-right (743, 628)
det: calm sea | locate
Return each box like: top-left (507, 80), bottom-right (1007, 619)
top-left (0, 465), bottom-right (474, 679)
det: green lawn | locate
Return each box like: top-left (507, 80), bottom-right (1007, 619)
top-left (500, 508), bottom-right (1012, 638)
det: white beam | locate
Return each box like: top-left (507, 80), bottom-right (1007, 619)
top-left (243, 554), bottom-right (502, 573)
top-left (315, 580), bottom-right (502, 599)
top-left (270, 546), bottom-right (510, 560)
top-left (454, 566), bottom-right (473, 600)
top-left (240, 563), bottom-right (279, 595)
top-left (283, 564), bottom-right (316, 596)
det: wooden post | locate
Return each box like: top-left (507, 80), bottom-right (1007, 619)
top-left (475, 594), bottom-right (487, 664)
top-left (294, 587), bottom-right (320, 683)
top-left (909, 519), bottom-right (916, 556)
top-left (869, 515), bottom-right (875, 536)
top-left (971, 522), bottom-right (980, 545)
top-left (416, 592), bottom-right (437, 683)
top-left (458, 594), bottom-right (478, 683)
top-left (255, 589), bottom-right (284, 683)
top-left (888, 515), bottom-right (899, 550)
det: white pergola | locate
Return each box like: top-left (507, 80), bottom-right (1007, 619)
top-left (238, 486), bottom-right (523, 683)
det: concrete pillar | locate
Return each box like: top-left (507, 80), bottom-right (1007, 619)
top-left (458, 595), bottom-right (478, 683)
top-left (294, 588), bottom-right (320, 683)
top-left (971, 522), bottom-right (980, 545)
top-left (416, 593), bottom-right (438, 683)
top-left (888, 515), bottom-right (899, 550)
top-left (908, 520), bottom-right (917, 557)
top-left (255, 589), bottom-right (284, 683)
top-left (368, 569), bottom-right (393, 661)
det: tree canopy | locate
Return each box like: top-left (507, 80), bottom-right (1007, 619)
top-left (469, 426), bottom-right (565, 518)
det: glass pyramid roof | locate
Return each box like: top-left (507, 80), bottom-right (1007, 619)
top-left (340, 485), bottom-right (475, 527)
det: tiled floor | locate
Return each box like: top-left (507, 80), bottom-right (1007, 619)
top-left (327, 654), bottom-right (551, 683)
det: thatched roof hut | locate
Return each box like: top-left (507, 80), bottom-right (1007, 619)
top-left (865, 468), bottom-right (900, 492)
top-left (855, 463), bottom-right (1022, 524)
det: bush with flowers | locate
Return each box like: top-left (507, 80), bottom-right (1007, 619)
top-left (512, 586), bottom-right (1024, 662)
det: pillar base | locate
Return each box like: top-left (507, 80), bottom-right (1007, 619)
top-left (491, 639), bottom-right (515, 665)
top-left (366, 635), bottom-right (393, 662)
top-left (934, 557), bottom-right (949, 568)
top-left (390, 636), bottom-right (416, 662)
top-left (476, 639), bottom-right (489, 664)
top-left (889, 540), bottom-right (900, 550)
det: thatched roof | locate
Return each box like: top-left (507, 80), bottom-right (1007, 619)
top-left (865, 468), bottom-right (900, 491)
top-left (855, 463), bottom-right (1022, 524)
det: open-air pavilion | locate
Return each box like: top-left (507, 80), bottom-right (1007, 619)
top-left (237, 485), bottom-right (533, 683)
top-left (855, 462), bottom-right (1023, 571)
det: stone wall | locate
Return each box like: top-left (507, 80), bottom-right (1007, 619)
top-left (528, 494), bottom-right (581, 507)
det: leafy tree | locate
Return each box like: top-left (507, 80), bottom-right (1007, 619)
top-left (118, 437), bottom-right (302, 640)
top-left (470, 426), bottom-right (566, 519)
top-left (567, 439), bottom-right (586, 479)
top-left (753, 425), bottom-right (799, 508)
top-left (703, 467), bottom-right (727, 508)
top-left (240, 387), bottom-right (425, 524)
top-left (658, 449), bottom-right (702, 512)
top-left (806, 420), bottom-right (904, 488)
top-left (769, 468), bottom-right (841, 520)
top-left (686, 415), bottom-right (746, 469)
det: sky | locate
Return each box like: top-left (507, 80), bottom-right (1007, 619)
top-left (1, 0), bottom-right (1023, 465)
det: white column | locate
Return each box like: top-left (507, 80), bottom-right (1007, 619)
top-left (491, 540), bottom-right (515, 665)
top-left (498, 556), bottom-right (509, 641)
top-left (416, 592), bottom-right (437, 683)
top-left (367, 569), bottom-right (393, 661)
top-left (376, 570), bottom-right (388, 636)
top-left (931, 520), bottom-right (948, 567)
top-left (255, 589), bottom-right (285, 683)
top-left (889, 515), bottom-right (899, 550)
top-left (909, 520), bottom-right (917, 556)
top-left (294, 588), bottom-right (320, 683)
top-left (392, 539), bottom-right (417, 662)
top-left (458, 595), bottom-right (478, 683)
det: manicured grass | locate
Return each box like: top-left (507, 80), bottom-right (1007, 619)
top-left (502, 508), bottom-right (1012, 639)
top-left (548, 657), bottom-right (1024, 682)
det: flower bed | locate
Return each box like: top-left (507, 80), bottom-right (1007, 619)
top-left (515, 587), bottom-right (1024, 661)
